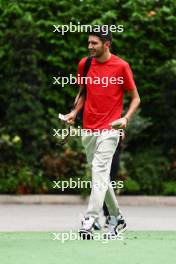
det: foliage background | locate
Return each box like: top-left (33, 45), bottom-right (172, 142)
top-left (0, 0), bottom-right (175, 195)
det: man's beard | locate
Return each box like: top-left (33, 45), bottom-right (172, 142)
top-left (89, 48), bottom-right (104, 58)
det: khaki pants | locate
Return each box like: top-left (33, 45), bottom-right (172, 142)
top-left (82, 130), bottom-right (120, 220)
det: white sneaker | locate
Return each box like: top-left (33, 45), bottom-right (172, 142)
top-left (79, 216), bottom-right (95, 240)
top-left (104, 214), bottom-right (127, 239)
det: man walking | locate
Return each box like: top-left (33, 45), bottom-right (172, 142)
top-left (65, 27), bottom-right (140, 239)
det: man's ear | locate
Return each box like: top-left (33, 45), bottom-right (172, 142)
top-left (104, 40), bottom-right (111, 49)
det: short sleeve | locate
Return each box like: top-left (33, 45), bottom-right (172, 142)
top-left (122, 63), bottom-right (136, 91)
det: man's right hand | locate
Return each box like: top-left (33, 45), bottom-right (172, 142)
top-left (64, 110), bottom-right (77, 125)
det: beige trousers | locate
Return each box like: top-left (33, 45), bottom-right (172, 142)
top-left (82, 130), bottom-right (120, 220)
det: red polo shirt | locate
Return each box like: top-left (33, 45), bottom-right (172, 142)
top-left (76, 54), bottom-right (136, 131)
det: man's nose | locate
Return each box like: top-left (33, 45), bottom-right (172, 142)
top-left (88, 43), bottom-right (93, 49)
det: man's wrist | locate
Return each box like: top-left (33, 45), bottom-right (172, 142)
top-left (72, 109), bottom-right (78, 116)
top-left (123, 116), bottom-right (129, 123)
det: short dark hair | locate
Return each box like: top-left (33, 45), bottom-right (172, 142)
top-left (89, 25), bottom-right (112, 43)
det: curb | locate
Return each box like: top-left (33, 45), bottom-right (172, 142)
top-left (0, 195), bottom-right (176, 206)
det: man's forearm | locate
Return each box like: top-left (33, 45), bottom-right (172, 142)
top-left (72, 95), bottom-right (85, 115)
top-left (71, 84), bottom-right (86, 116)
top-left (124, 97), bottom-right (140, 121)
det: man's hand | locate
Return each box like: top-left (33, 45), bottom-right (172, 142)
top-left (109, 117), bottom-right (128, 129)
top-left (64, 110), bottom-right (77, 125)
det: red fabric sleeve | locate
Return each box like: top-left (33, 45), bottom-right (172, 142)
top-left (122, 63), bottom-right (136, 91)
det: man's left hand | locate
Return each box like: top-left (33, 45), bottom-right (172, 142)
top-left (109, 117), bottom-right (128, 129)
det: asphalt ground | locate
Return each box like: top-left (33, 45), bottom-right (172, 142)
top-left (0, 204), bottom-right (176, 231)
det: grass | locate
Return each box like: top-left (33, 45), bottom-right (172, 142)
top-left (0, 231), bottom-right (176, 264)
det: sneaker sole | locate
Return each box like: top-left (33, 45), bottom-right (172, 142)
top-left (103, 226), bottom-right (128, 240)
top-left (79, 230), bottom-right (93, 240)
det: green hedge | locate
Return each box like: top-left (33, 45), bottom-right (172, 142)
top-left (0, 0), bottom-right (175, 195)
